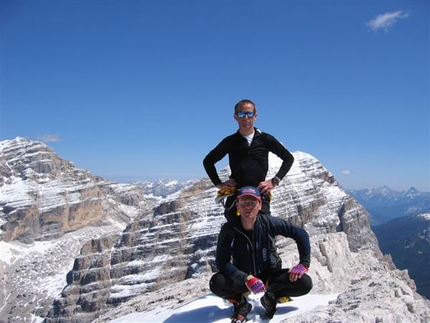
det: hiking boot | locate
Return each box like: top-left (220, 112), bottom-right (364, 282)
top-left (260, 291), bottom-right (277, 319)
top-left (231, 298), bottom-right (252, 323)
top-left (277, 296), bottom-right (292, 303)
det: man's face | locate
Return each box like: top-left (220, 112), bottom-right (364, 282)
top-left (237, 196), bottom-right (261, 221)
top-left (234, 102), bottom-right (257, 130)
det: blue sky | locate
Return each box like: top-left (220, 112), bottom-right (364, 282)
top-left (1, 0), bottom-right (429, 191)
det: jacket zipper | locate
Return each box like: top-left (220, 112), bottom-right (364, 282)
top-left (234, 227), bottom-right (257, 276)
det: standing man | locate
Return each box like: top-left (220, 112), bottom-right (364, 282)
top-left (203, 99), bottom-right (294, 221)
top-left (209, 186), bottom-right (312, 322)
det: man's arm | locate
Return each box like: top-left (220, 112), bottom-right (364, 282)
top-left (264, 133), bottom-right (295, 182)
top-left (291, 225), bottom-right (311, 268)
top-left (265, 215), bottom-right (311, 268)
top-left (203, 153), bottom-right (222, 186)
top-left (203, 136), bottom-right (232, 187)
top-left (257, 133), bottom-right (294, 194)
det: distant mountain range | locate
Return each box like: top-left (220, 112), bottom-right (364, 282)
top-left (348, 186), bottom-right (430, 299)
top-left (372, 213), bottom-right (430, 299)
top-left (136, 178), bottom-right (197, 198)
top-left (348, 186), bottom-right (430, 225)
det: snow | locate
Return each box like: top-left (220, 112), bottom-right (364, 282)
top-left (0, 177), bottom-right (33, 208)
top-left (0, 241), bottom-right (20, 265)
top-left (417, 212), bottom-right (430, 220)
top-left (0, 239), bottom-right (57, 265)
top-left (110, 292), bottom-right (338, 323)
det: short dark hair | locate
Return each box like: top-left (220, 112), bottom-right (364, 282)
top-left (234, 99), bottom-right (256, 113)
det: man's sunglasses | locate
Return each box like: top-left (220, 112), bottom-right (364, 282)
top-left (236, 111), bottom-right (255, 118)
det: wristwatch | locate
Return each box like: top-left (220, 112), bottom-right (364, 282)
top-left (271, 177), bottom-right (281, 186)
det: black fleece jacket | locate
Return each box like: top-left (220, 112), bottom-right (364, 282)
top-left (203, 128), bottom-right (294, 188)
top-left (215, 213), bottom-right (311, 285)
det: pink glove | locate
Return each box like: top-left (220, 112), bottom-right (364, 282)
top-left (245, 275), bottom-right (266, 294)
top-left (289, 264), bottom-right (308, 282)
top-left (290, 264), bottom-right (308, 275)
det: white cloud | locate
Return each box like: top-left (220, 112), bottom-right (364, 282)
top-left (37, 134), bottom-right (63, 143)
top-left (366, 10), bottom-right (410, 32)
top-left (342, 170), bottom-right (351, 175)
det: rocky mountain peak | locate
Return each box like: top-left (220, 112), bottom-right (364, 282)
top-left (0, 137), bottom-right (146, 243)
top-left (1, 137), bottom-right (85, 184)
top-left (1, 138), bottom-right (429, 322)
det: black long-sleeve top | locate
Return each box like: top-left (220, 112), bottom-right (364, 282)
top-left (215, 213), bottom-right (311, 285)
top-left (203, 128), bottom-right (294, 187)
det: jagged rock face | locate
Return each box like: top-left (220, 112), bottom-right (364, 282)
top-left (0, 138), bottom-right (149, 322)
top-left (55, 236), bottom-right (116, 318)
top-left (287, 234), bottom-right (430, 323)
top-left (44, 152), bottom-right (384, 322)
top-left (0, 137), bottom-right (144, 243)
top-left (91, 233), bottom-right (430, 323)
top-left (3, 138), bottom-right (428, 323)
top-left (268, 152), bottom-right (379, 254)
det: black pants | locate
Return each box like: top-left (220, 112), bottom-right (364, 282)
top-left (209, 269), bottom-right (312, 302)
top-left (224, 193), bottom-right (271, 222)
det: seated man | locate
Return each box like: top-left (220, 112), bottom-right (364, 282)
top-left (209, 186), bottom-right (313, 322)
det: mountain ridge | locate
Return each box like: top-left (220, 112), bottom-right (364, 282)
top-left (348, 186), bottom-right (430, 225)
top-left (372, 213), bottom-right (430, 299)
top-left (0, 137), bottom-right (429, 323)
